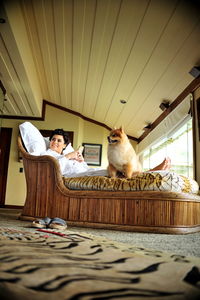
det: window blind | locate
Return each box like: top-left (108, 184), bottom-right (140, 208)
top-left (137, 95), bottom-right (191, 155)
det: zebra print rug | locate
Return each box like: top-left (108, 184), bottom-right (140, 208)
top-left (0, 227), bottom-right (200, 300)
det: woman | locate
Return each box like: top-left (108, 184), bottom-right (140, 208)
top-left (42, 128), bottom-right (171, 178)
top-left (41, 128), bottom-right (107, 177)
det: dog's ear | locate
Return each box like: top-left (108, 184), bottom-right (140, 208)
top-left (119, 126), bottom-right (124, 133)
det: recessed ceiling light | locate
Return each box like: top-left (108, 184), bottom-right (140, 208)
top-left (120, 99), bottom-right (127, 104)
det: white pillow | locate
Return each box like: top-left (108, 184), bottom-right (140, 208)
top-left (19, 121), bottom-right (75, 155)
top-left (19, 122), bottom-right (46, 155)
top-left (63, 142), bottom-right (74, 154)
top-left (43, 136), bottom-right (50, 149)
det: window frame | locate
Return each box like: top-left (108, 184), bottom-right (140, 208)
top-left (141, 116), bottom-right (194, 178)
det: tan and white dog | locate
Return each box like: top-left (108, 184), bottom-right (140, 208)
top-left (107, 127), bottom-right (142, 178)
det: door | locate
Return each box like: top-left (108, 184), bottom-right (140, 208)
top-left (0, 127), bottom-right (12, 206)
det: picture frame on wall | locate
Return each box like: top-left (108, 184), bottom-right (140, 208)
top-left (82, 143), bottom-right (102, 166)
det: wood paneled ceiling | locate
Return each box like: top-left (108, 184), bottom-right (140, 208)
top-left (1, 0), bottom-right (200, 140)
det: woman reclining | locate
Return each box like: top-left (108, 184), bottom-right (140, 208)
top-left (41, 128), bottom-right (171, 178)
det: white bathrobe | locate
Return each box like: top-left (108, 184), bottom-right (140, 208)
top-left (41, 148), bottom-right (107, 178)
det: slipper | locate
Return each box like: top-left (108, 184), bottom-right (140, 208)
top-left (32, 217), bottom-right (52, 228)
top-left (48, 217), bottom-right (67, 230)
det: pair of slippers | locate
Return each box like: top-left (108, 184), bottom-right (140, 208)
top-left (32, 217), bottom-right (67, 230)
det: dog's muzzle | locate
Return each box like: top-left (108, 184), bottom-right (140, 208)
top-left (107, 136), bottom-right (118, 144)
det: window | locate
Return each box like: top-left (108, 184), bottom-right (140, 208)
top-left (142, 118), bottom-right (193, 178)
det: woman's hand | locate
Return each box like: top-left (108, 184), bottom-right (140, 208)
top-left (65, 151), bottom-right (84, 162)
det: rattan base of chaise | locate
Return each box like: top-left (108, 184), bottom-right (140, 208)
top-left (18, 137), bottom-right (200, 234)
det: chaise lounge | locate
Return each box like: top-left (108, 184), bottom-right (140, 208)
top-left (18, 133), bottom-right (200, 234)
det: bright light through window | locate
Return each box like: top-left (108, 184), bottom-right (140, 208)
top-left (142, 118), bottom-right (193, 178)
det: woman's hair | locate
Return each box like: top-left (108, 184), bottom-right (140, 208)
top-left (49, 129), bottom-right (70, 145)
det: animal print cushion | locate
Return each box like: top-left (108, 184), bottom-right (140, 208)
top-left (63, 171), bottom-right (199, 194)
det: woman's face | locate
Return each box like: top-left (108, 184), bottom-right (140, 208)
top-left (49, 134), bottom-right (66, 154)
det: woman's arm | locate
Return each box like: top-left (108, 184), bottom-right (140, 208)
top-left (65, 150), bottom-right (84, 162)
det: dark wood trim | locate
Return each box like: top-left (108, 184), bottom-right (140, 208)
top-left (0, 115), bottom-right (43, 121)
top-left (2, 205), bottom-right (23, 209)
top-left (0, 128), bottom-right (12, 206)
top-left (192, 94), bottom-right (197, 181)
top-left (0, 100), bottom-right (138, 141)
top-left (138, 77), bottom-right (200, 142)
top-left (42, 100), bottom-right (137, 142)
top-left (2, 76), bottom-right (200, 144)
top-left (43, 100), bottom-right (112, 131)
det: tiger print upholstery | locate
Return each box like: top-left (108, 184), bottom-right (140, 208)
top-left (0, 227), bottom-right (200, 299)
top-left (63, 171), bottom-right (199, 194)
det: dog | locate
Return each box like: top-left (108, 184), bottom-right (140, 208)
top-left (107, 127), bottom-right (142, 178)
